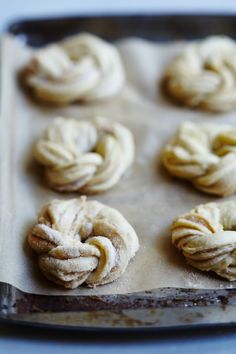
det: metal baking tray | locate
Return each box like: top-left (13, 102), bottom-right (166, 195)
top-left (2, 14), bottom-right (236, 331)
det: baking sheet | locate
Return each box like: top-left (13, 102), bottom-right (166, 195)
top-left (1, 34), bottom-right (236, 296)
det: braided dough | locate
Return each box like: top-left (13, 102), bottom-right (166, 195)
top-left (172, 201), bottom-right (236, 281)
top-left (163, 36), bottom-right (236, 112)
top-left (28, 197), bottom-right (139, 289)
top-left (34, 116), bottom-right (134, 194)
top-left (23, 33), bottom-right (125, 104)
top-left (162, 121), bottom-right (236, 196)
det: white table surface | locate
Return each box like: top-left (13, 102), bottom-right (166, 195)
top-left (2, 1), bottom-right (236, 353)
top-left (1, 322), bottom-right (236, 354)
top-left (2, 0), bottom-right (236, 32)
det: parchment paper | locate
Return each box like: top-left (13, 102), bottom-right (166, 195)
top-left (1, 35), bottom-right (236, 296)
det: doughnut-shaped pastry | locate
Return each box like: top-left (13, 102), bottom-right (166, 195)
top-left (162, 36), bottom-right (236, 112)
top-left (172, 201), bottom-right (236, 281)
top-left (28, 197), bottom-right (139, 289)
top-left (34, 116), bottom-right (134, 194)
top-left (23, 33), bottom-right (125, 104)
top-left (162, 121), bottom-right (236, 196)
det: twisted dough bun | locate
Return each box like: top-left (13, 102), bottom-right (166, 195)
top-left (162, 121), bottom-right (236, 196)
top-left (172, 201), bottom-right (236, 281)
top-left (28, 197), bottom-right (139, 289)
top-left (163, 36), bottom-right (236, 112)
top-left (34, 116), bottom-right (134, 194)
top-left (23, 33), bottom-right (125, 104)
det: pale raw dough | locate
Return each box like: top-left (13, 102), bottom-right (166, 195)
top-left (172, 201), bottom-right (236, 281)
top-left (34, 116), bottom-right (134, 194)
top-left (28, 197), bottom-right (139, 289)
top-left (22, 33), bottom-right (125, 104)
top-left (163, 36), bottom-right (236, 112)
top-left (162, 121), bottom-right (236, 196)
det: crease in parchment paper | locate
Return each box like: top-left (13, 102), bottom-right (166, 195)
top-left (1, 35), bottom-right (236, 296)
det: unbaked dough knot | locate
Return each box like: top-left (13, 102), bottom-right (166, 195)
top-left (162, 121), bottom-right (236, 196)
top-left (163, 36), bottom-right (236, 112)
top-left (34, 116), bottom-right (134, 194)
top-left (23, 33), bottom-right (125, 104)
top-left (28, 198), bottom-right (139, 288)
top-left (171, 201), bottom-right (236, 281)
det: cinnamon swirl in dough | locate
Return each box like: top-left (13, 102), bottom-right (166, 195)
top-left (23, 33), bottom-right (125, 104)
top-left (163, 36), bottom-right (236, 112)
top-left (172, 201), bottom-right (236, 281)
top-left (34, 116), bottom-right (134, 194)
top-left (162, 121), bottom-right (236, 196)
top-left (28, 197), bottom-right (139, 288)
